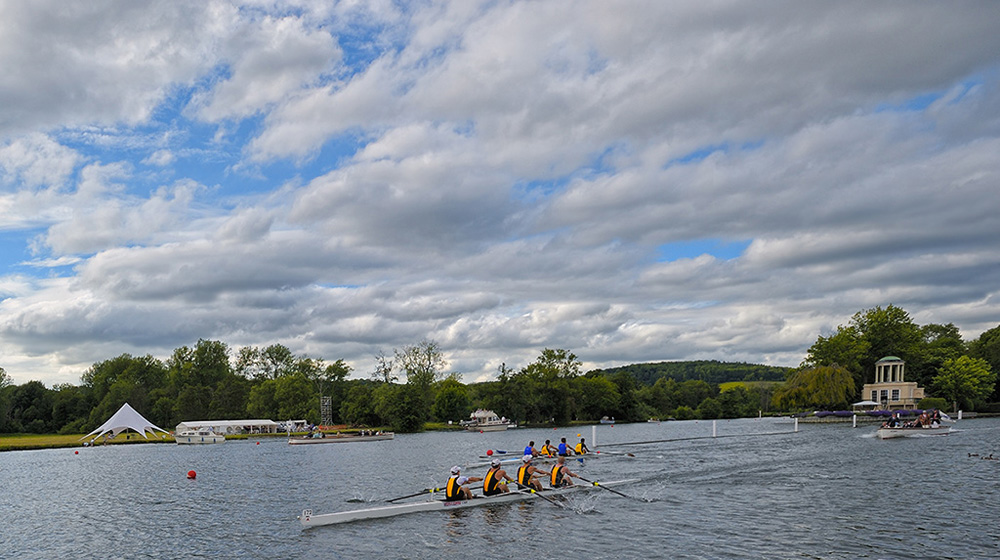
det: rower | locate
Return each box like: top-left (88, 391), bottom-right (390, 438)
top-left (523, 440), bottom-right (540, 457)
top-left (550, 456), bottom-right (579, 488)
top-left (557, 437), bottom-right (574, 456)
top-left (483, 458), bottom-right (515, 496)
top-left (575, 437), bottom-right (590, 455)
top-left (517, 454), bottom-right (550, 491)
top-left (539, 439), bottom-right (555, 456)
top-left (446, 466), bottom-right (482, 500)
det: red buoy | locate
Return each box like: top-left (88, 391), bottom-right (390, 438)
top-left (187, 470), bottom-right (197, 479)
top-left (486, 449), bottom-right (493, 456)
top-left (74, 450), bottom-right (79, 455)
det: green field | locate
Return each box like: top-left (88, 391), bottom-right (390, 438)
top-left (0, 432), bottom-right (176, 452)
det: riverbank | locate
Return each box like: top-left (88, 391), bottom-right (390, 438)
top-left (0, 431), bottom-right (293, 452)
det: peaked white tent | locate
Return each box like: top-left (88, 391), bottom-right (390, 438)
top-left (82, 402), bottom-right (169, 440)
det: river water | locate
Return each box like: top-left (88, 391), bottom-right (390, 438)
top-left (1, 417), bottom-right (998, 559)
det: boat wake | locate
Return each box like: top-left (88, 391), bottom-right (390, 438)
top-left (346, 492), bottom-right (378, 503)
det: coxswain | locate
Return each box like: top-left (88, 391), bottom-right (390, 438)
top-left (574, 437), bottom-right (590, 455)
top-left (446, 466), bottom-right (482, 500)
top-left (550, 456), bottom-right (579, 487)
top-left (516, 454), bottom-right (551, 491)
top-left (539, 439), bottom-right (555, 456)
top-left (483, 458), bottom-right (515, 496)
top-left (523, 440), bottom-right (540, 457)
top-left (557, 437), bottom-right (574, 456)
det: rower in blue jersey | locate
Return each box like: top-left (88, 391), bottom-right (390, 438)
top-left (557, 437), bottom-right (574, 456)
top-left (523, 440), bottom-right (539, 457)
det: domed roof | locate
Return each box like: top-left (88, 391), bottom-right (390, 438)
top-left (876, 356), bottom-right (903, 362)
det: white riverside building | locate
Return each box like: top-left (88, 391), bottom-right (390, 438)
top-left (861, 356), bottom-right (925, 410)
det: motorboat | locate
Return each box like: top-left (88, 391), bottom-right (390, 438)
top-left (175, 429), bottom-right (225, 444)
top-left (461, 409), bottom-right (509, 432)
top-left (876, 425), bottom-right (952, 439)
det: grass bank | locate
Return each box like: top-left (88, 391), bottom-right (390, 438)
top-left (0, 432), bottom-right (176, 452)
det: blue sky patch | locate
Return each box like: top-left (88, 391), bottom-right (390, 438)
top-left (656, 238), bottom-right (750, 262)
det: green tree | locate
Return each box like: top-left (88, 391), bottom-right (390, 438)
top-left (773, 366), bottom-right (856, 411)
top-left (274, 372), bottom-right (316, 422)
top-left (52, 384), bottom-right (91, 434)
top-left (609, 370), bottom-right (641, 422)
top-left (907, 323), bottom-right (965, 389)
top-left (697, 397), bottom-right (722, 419)
top-left (210, 374), bottom-right (251, 420)
top-left (246, 379), bottom-right (278, 419)
top-left (9, 381), bottom-right (54, 433)
top-left (804, 305), bottom-right (924, 392)
top-left (340, 382), bottom-right (380, 427)
top-left (675, 380), bottom-right (715, 410)
top-left (520, 349), bottom-right (582, 424)
top-left (968, 324), bottom-right (1000, 402)
top-left (235, 344), bottom-right (295, 380)
top-left (576, 376), bottom-right (620, 421)
top-left (718, 385), bottom-right (755, 418)
top-left (83, 354), bottom-right (167, 428)
top-left (674, 405), bottom-right (695, 420)
top-left (931, 356), bottom-right (996, 412)
top-left (432, 377), bottom-right (470, 423)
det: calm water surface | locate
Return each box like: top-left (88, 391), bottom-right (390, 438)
top-left (2, 418), bottom-right (999, 559)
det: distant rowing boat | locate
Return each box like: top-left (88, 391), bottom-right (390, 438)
top-left (468, 451), bottom-right (617, 469)
top-left (288, 432), bottom-right (394, 445)
top-left (298, 478), bottom-right (640, 527)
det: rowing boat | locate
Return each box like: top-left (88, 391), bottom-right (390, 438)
top-left (288, 432), bottom-right (394, 445)
top-left (467, 452), bottom-right (610, 469)
top-left (298, 478), bottom-right (640, 528)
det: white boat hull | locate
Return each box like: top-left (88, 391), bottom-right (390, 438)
top-left (288, 433), bottom-right (394, 445)
top-left (465, 424), bottom-right (507, 432)
top-left (876, 425), bottom-right (952, 439)
top-left (298, 478), bottom-right (640, 528)
top-left (175, 433), bottom-right (225, 444)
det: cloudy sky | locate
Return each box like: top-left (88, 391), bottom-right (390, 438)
top-left (2, 1), bottom-right (999, 387)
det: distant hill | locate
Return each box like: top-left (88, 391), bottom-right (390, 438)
top-left (591, 360), bottom-right (793, 386)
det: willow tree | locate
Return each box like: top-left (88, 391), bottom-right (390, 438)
top-left (773, 365), bottom-right (856, 411)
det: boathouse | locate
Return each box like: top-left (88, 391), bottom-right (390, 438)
top-left (861, 356), bottom-right (925, 410)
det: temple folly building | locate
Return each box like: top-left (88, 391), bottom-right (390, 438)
top-left (862, 356), bottom-right (925, 410)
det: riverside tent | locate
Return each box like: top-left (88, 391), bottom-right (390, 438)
top-left (82, 402), bottom-right (169, 441)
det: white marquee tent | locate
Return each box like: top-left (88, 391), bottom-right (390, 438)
top-left (82, 402), bottom-right (169, 441)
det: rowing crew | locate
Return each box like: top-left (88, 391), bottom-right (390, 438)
top-left (447, 455), bottom-right (581, 500)
top-left (524, 437), bottom-right (590, 458)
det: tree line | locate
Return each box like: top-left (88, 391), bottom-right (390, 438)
top-left (0, 305), bottom-right (997, 434)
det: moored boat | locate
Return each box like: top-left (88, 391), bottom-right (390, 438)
top-left (288, 432), bottom-right (394, 445)
top-left (175, 429), bottom-right (225, 444)
top-left (461, 409), bottom-right (509, 432)
top-left (298, 478), bottom-right (640, 528)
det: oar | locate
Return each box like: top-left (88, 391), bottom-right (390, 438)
top-left (575, 476), bottom-right (633, 500)
top-left (386, 487), bottom-right (443, 503)
top-left (512, 482), bottom-right (565, 508)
